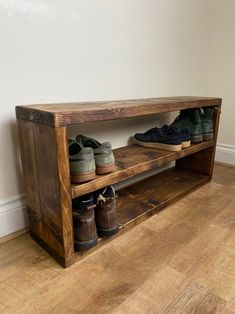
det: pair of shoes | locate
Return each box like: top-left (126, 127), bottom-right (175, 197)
top-left (69, 135), bottom-right (116, 183)
top-left (133, 125), bottom-right (190, 152)
top-left (133, 108), bottom-right (214, 151)
top-left (172, 108), bottom-right (214, 143)
top-left (73, 186), bottom-right (119, 250)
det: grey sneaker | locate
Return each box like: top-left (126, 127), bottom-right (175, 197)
top-left (76, 135), bottom-right (116, 175)
top-left (69, 139), bottom-right (96, 183)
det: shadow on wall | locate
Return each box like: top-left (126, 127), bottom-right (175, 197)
top-left (68, 112), bottom-right (175, 148)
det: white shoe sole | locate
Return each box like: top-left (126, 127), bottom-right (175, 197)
top-left (133, 137), bottom-right (182, 152)
top-left (182, 141), bottom-right (191, 148)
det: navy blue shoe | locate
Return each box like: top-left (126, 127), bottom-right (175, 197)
top-left (161, 125), bottom-right (191, 148)
top-left (133, 126), bottom-right (182, 151)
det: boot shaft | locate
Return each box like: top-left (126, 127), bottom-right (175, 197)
top-left (173, 108), bottom-right (202, 142)
top-left (200, 108), bottom-right (214, 121)
top-left (200, 108), bottom-right (214, 140)
top-left (72, 194), bottom-right (98, 248)
top-left (95, 186), bottom-right (119, 236)
top-left (96, 197), bottom-right (118, 229)
top-left (181, 108), bottom-right (201, 124)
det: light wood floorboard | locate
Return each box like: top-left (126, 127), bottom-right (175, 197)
top-left (0, 164), bottom-right (235, 313)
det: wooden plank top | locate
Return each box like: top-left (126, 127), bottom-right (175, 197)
top-left (15, 96), bottom-right (222, 127)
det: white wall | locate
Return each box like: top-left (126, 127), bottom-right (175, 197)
top-left (206, 0), bottom-right (235, 164)
top-left (0, 0), bottom-right (231, 237)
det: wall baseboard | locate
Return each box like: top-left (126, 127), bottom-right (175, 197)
top-left (0, 228), bottom-right (29, 245)
top-left (216, 143), bottom-right (235, 166)
top-left (0, 194), bottom-right (28, 238)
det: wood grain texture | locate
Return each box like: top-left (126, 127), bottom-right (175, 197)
top-left (0, 164), bottom-right (234, 314)
top-left (17, 119), bottom-right (73, 262)
top-left (67, 167), bottom-right (210, 266)
top-left (71, 141), bottom-right (214, 198)
top-left (16, 97), bottom-right (221, 267)
top-left (15, 96), bottom-right (222, 127)
top-left (112, 266), bottom-right (226, 314)
top-left (54, 127), bottom-right (74, 258)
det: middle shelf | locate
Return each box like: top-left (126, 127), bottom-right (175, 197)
top-left (71, 140), bottom-right (214, 198)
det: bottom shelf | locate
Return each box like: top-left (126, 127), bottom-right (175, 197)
top-left (116, 166), bottom-right (209, 227)
top-left (70, 167), bottom-right (210, 264)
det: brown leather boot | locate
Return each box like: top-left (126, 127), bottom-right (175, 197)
top-left (72, 194), bottom-right (98, 250)
top-left (95, 186), bottom-right (119, 237)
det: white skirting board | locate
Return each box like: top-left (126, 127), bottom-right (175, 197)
top-left (0, 194), bottom-right (27, 238)
top-left (216, 143), bottom-right (235, 166)
top-left (0, 144), bottom-right (234, 238)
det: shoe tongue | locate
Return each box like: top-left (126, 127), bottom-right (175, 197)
top-left (68, 140), bottom-right (82, 156)
top-left (199, 108), bottom-right (204, 114)
top-left (104, 186), bottom-right (115, 196)
top-left (97, 186), bottom-right (115, 202)
top-left (160, 125), bottom-right (177, 135)
top-left (85, 140), bottom-right (100, 149)
top-left (76, 135), bottom-right (101, 149)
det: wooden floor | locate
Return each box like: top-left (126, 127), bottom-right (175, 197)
top-left (0, 163), bottom-right (235, 313)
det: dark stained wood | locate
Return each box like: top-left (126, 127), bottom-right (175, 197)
top-left (16, 97), bottom-right (222, 267)
top-left (66, 167), bottom-right (210, 266)
top-left (31, 232), bottom-right (67, 267)
top-left (54, 127), bottom-right (74, 258)
top-left (15, 96), bottom-right (222, 127)
top-left (17, 120), bottom-right (43, 238)
top-left (71, 141), bottom-right (214, 198)
top-left (176, 105), bottom-right (221, 176)
top-left (116, 168), bottom-right (210, 227)
top-left (17, 119), bottom-right (74, 261)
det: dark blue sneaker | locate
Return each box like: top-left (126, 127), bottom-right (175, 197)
top-left (161, 125), bottom-right (191, 148)
top-left (133, 126), bottom-right (182, 151)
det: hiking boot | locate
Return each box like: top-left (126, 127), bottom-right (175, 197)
top-left (161, 125), bottom-right (191, 148)
top-left (94, 186), bottom-right (119, 237)
top-left (72, 194), bottom-right (98, 250)
top-left (76, 135), bottom-right (116, 175)
top-left (69, 139), bottom-right (96, 183)
top-left (133, 127), bottom-right (182, 151)
top-left (200, 108), bottom-right (214, 141)
top-left (172, 109), bottom-right (203, 143)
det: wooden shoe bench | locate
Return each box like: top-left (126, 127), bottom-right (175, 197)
top-left (16, 96), bottom-right (221, 267)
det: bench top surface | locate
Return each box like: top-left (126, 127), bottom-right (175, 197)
top-left (15, 96), bottom-right (221, 127)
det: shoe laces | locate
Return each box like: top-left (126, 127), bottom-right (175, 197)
top-left (97, 194), bottom-right (107, 203)
top-left (161, 125), bottom-right (178, 135)
top-left (145, 127), bottom-right (159, 134)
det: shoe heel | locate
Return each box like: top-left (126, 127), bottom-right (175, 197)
top-left (97, 225), bottom-right (119, 237)
top-left (182, 141), bottom-right (191, 149)
top-left (191, 135), bottom-right (203, 143)
top-left (96, 164), bottom-right (116, 175)
top-left (203, 133), bottom-right (214, 141)
top-left (70, 171), bottom-right (96, 183)
top-left (74, 238), bottom-right (98, 251)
